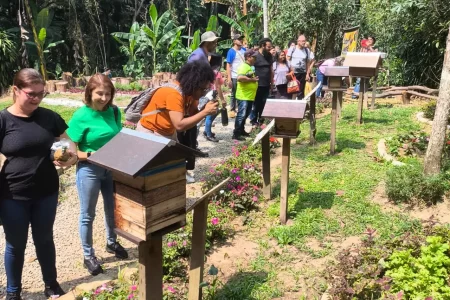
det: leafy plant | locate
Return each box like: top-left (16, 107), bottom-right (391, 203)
top-left (0, 30), bottom-right (18, 94)
top-left (219, 11), bottom-right (262, 46)
top-left (384, 236), bottom-right (450, 299)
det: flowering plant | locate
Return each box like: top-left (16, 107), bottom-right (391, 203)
top-left (79, 282), bottom-right (137, 300)
top-left (269, 136), bottom-right (281, 149)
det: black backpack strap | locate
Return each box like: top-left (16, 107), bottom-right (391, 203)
top-left (112, 105), bottom-right (119, 126)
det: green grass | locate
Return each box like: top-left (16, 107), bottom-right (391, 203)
top-left (268, 104), bottom-right (424, 250)
top-left (0, 101), bottom-right (78, 122)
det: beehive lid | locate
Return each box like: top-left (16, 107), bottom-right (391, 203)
top-left (88, 128), bottom-right (205, 177)
top-left (343, 52), bottom-right (382, 69)
top-left (261, 99), bottom-right (307, 119)
top-left (323, 66), bottom-right (349, 77)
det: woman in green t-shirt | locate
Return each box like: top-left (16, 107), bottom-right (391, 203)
top-left (67, 74), bottom-right (128, 276)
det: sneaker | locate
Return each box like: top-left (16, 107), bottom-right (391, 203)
top-left (6, 293), bottom-right (21, 300)
top-left (44, 282), bottom-right (66, 298)
top-left (203, 131), bottom-right (216, 138)
top-left (241, 131), bottom-right (251, 137)
top-left (84, 256), bottom-right (103, 276)
top-left (106, 242), bottom-right (128, 259)
top-left (206, 136), bottom-right (219, 143)
top-left (186, 173), bottom-right (196, 184)
top-left (232, 135), bottom-right (245, 141)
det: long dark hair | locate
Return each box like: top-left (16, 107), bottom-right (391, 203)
top-left (209, 53), bottom-right (223, 71)
top-left (274, 51), bottom-right (286, 64)
top-left (176, 61), bottom-right (215, 96)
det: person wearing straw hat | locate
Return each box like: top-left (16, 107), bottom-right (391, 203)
top-left (188, 31), bottom-right (220, 64)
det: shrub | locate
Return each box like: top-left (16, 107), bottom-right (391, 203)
top-left (385, 164), bottom-right (447, 205)
top-left (422, 100), bottom-right (450, 124)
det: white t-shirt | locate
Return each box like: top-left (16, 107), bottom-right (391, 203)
top-left (226, 48), bottom-right (246, 79)
top-left (287, 46), bottom-right (315, 73)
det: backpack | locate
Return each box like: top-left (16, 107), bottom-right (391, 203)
top-left (289, 47), bottom-right (310, 73)
top-left (124, 82), bottom-right (182, 124)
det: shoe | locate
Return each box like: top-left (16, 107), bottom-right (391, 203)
top-left (241, 131), bottom-right (251, 137)
top-left (186, 173), bottom-right (195, 184)
top-left (6, 293), bottom-right (21, 300)
top-left (84, 256), bottom-right (103, 276)
top-left (106, 242), bottom-right (128, 259)
top-left (232, 135), bottom-right (245, 141)
top-left (203, 131), bottom-right (216, 138)
top-left (44, 282), bottom-right (66, 298)
top-left (228, 111), bottom-right (236, 118)
top-left (206, 136), bottom-right (219, 142)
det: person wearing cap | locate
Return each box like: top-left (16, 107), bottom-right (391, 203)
top-left (226, 34), bottom-right (246, 118)
top-left (232, 49), bottom-right (259, 141)
top-left (188, 31), bottom-right (220, 64)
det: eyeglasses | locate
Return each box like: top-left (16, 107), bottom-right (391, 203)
top-left (20, 88), bottom-right (48, 99)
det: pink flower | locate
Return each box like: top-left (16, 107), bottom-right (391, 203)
top-left (211, 217), bottom-right (219, 225)
top-left (242, 145), bottom-right (248, 150)
top-left (252, 196), bottom-right (258, 202)
top-left (234, 151), bottom-right (240, 157)
top-left (167, 286), bottom-right (176, 293)
top-left (231, 168), bottom-right (238, 173)
top-left (260, 124), bottom-right (267, 129)
top-left (233, 140), bottom-right (239, 145)
top-left (235, 176), bottom-right (241, 181)
top-left (253, 185), bottom-right (259, 190)
top-left (130, 285), bottom-right (137, 291)
top-left (128, 293), bottom-right (134, 299)
top-left (230, 202), bottom-right (235, 208)
top-left (167, 241), bottom-right (174, 247)
top-left (183, 240), bottom-right (187, 246)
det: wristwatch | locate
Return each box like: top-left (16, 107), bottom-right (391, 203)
top-left (87, 152), bottom-right (92, 158)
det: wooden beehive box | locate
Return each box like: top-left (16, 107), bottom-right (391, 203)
top-left (324, 66), bottom-right (349, 89)
top-left (88, 129), bottom-right (206, 242)
top-left (261, 99), bottom-right (307, 137)
top-left (343, 52), bottom-right (382, 78)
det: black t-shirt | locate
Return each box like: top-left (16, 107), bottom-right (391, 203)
top-left (254, 52), bottom-right (273, 87)
top-left (0, 107), bottom-right (68, 200)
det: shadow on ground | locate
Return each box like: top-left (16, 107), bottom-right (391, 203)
top-left (212, 271), bottom-right (269, 300)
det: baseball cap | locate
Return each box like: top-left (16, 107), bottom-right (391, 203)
top-left (200, 31), bottom-right (220, 45)
top-left (244, 49), bottom-right (258, 58)
top-left (232, 34), bottom-right (244, 40)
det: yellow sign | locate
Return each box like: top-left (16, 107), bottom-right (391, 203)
top-left (341, 27), bottom-right (359, 56)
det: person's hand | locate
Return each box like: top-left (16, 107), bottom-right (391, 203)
top-left (54, 151), bottom-right (78, 168)
top-left (228, 80), bottom-right (233, 89)
top-left (306, 74), bottom-right (310, 81)
top-left (221, 100), bottom-right (227, 109)
top-left (253, 76), bottom-right (259, 82)
top-left (204, 101), bottom-right (219, 115)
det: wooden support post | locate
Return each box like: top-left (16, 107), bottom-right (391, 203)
top-left (330, 92), bottom-right (338, 155)
top-left (371, 75), bottom-right (377, 110)
top-left (261, 134), bottom-right (271, 199)
top-left (280, 138), bottom-right (290, 225)
top-left (138, 236), bottom-right (163, 300)
top-left (309, 92), bottom-right (317, 145)
top-left (337, 91), bottom-right (343, 119)
top-left (188, 199), bottom-right (209, 300)
top-left (357, 79), bottom-right (365, 124)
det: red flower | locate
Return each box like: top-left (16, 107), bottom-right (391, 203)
top-left (446, 140), bottom-right (450, 145)
top-left (269, 137), bottom-right (276, 143)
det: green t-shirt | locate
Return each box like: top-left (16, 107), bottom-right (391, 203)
top-left (67, 105), bottom-right (122, 152)
top-left (236, 63), bottom-right (258, 101)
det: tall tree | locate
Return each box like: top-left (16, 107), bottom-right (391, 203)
top-left (24, 0), bottom-right (46, 80)
top-left (424, 26), bottom-right (450, 175)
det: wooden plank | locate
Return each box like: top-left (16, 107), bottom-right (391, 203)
top-left (147, 214), bottom-right (186, 234)
top-left (275, 119), bottom-right (300, 136)
top-left (337, 91), bottom-right (343, 118)
top-left (113, 166), bottom-right (186, 191)
top-left (371, 75), bottom-right (377, 109)
top-left (252, 119), bottom-right (275, 146)
top-left (357, 78), bottom-right (365, 124)
top-left (115, 215), bottom-right (146, 241)
top-left (330, 92), bottom-right (338, 155)
top-left (146, 194), bottom-right (186, 221)
top-left (186, 178), bottom-right (230, 213)
top-left (115, 196), bottom-right (146, 225)
top-left (261, 134), bottom-right (271, 199)
top-left (115, 180), bottom-right (186, 206)
top-left (280, 138), bottom-right (290, 225)
top-left (188, 199), bottom-right (209, 300)
top-left (309, 92), bottom-right (317, 145)
top-left (138, 236), bottom-right (163, 300)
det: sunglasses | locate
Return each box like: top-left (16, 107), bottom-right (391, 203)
top-left (20, 88), bottom-right (48, 99)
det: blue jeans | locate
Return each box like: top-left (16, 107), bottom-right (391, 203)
top-left (0, 193), bottom-right (58, 293)
top-left (205, 113), bottom-right (218, 137)
top-left (234, 99), bottom-right (253, 136)
top-left (230, 78), bottom-right (238, 111)
top-left (316, 69), bottom-right (328, 98)
top-left (76, 162), bottom-right (116, 257)
top-left (250, 86), bottom-right (270, 125)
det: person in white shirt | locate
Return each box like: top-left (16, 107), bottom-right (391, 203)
top-left (226, 34), bottom-right (246, 117)
top-left (287, 34), bottom-right (315, 99)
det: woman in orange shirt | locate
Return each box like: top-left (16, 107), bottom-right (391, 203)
top-left (137, 61), bottom-right (218, 140)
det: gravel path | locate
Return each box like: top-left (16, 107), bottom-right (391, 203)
top-left (0, 99), bottom-right (250, 299)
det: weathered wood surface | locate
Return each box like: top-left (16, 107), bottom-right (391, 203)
top-left (115, 180), bottom-right (186, 206)
top-left (330, 92), bottom-right (338, 155)
top-left (261, 134), bottom-right (271, 199)
top-left (139, 236), bottom-right (163, 300)
top-left (55, 81), bottom-right (68, 92)
top-left (280, 138), bottom-right (290, 225)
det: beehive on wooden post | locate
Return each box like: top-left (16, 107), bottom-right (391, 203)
top-left (88, 128), bottom-right (205, 242)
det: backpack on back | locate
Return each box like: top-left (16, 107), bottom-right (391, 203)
top-left (124, 82), bottom-right (182, 124)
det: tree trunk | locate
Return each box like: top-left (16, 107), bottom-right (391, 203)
top-left (262, 0), bottom-right (268, 38)
top-left (24, 0), bottom-right (47, 80)
top-left (423, 25), bottom-right (450, 175)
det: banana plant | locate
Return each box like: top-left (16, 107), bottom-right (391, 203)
top-left (140, 4), bottom-right (185, 73)
top-left (189, 15), bottom-right (230, 53)
top-left (218, 10), bottom-right (263, 46)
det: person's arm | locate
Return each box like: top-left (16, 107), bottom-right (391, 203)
top-left (226, 49), bottom-right (235, 88)
top-left (226, 63), bottom-right (233, 88)
top-left (237, 75), bottom-right (259, 83)
top-left (169, 100), bottom-right (218, 131)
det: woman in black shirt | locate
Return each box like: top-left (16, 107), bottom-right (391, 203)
top-left (0, 69), bottom-right (78, 300)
